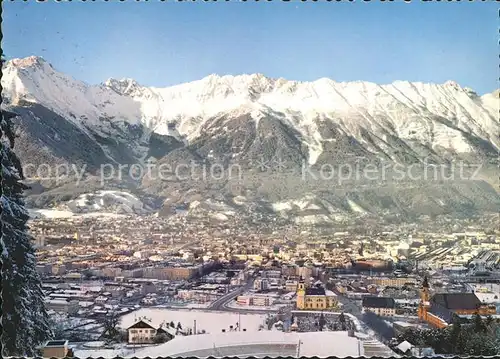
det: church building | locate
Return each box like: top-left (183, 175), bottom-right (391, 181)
top-left (296, 278), bottom-right (337, 310)
top-left (417, 276), bottom-right (496, 328)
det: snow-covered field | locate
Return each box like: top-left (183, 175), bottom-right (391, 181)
top-left (269, 195), bottom-right (369, 223)
top-left (29, 208), bottom-right (75, 219)
top-left (65, 190), bottom-right (147, 214)
top-left (29, 208), bottom-right (127, 219)
top-left (73, 344), bottom-right (137, 358)
top-left (27, 190), bottom-right (151, 219)
top-left (119, 308), bottom-right (267, 334)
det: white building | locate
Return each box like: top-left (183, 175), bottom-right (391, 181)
top-left (253, 278), bottom-right (269, 291)
top-left (134, 330), bottom-right (364, 357)
top-left (45, 298), bottom-right (79, 315)
top-left (127, 320), bottom-right (175, 344)
top-left (236, 294), bottom-right (276, 307)
top-left (284, 280), bottom-right (298, 292)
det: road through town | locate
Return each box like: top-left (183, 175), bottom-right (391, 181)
top-left (208, 278), bottom-right (255, 311)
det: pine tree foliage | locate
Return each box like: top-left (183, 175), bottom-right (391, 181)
top-left (396, 314), bottom-right (499, 356)
top-left (1, 110), bottom-right (52, 356)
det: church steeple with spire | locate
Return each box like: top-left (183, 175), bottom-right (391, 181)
top-left (418, 276), bottom-right (431, 322)
top-left (422, 275), bottom-right (429, 288)
top-left (421, 276), bottom-right (430, 301)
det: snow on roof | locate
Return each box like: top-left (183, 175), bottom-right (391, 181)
top-left (396, 340), bottom-right (413, 353)
top-left (135, 330), bottom-right (363, 358)
top-left (127, 320), bottom-right (156, 330)
top-left (475, 292), bottom-right (499, 303)
top-left (161, 326), bottom-right (177, 336)
top-left (78, 301), bottom-right (94, 308)
top-left (81, 286), bottom-right (103, 292)
top-left (46, 299), bottom-right (73, 305)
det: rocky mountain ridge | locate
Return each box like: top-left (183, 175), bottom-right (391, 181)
top-left (2, 56), bottom-right (498, 223)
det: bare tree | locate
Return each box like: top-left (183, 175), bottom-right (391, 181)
top-left (102, 311), bottom-right (121, 342)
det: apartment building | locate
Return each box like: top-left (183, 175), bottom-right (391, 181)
top-left (284, 279), bottom-right (298, 292)
top-left (236, 294), bottom-right (275, 307)
top-left (45, 298), bottom-right (79, 315)
top-left (362, 297), bottom-right (397, 316)
top-left (366, 277), bottom-right (417, 287)
top-left (254, 278), bottom-right (270, 291)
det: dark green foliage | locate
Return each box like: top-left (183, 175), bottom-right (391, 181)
top-left (1, 110), bottom-right (53, 356)
top-left (396, 314), bottom-right (499, 356)
top-left (153, 333), bottom-right (169, 344)
top-left (473, 313), bottom-right (486, 333)
top-left (338, 312), bottom-right (347, 331)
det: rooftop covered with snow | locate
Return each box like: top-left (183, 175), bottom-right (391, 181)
top-left (134, 330), bottom-right (363, 358)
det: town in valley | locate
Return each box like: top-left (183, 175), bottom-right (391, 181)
top-left (33, 210), bottom-right (500, 357)
top-left (3, 1), bottom-right (497, 357)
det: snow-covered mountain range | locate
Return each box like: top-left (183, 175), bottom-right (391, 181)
top-left (2, 56), bottom-right (499, 222)
top-left (3, 56), bottom-right (498, 164)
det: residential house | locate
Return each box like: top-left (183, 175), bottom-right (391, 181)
top-left (362, 296), bottom-right (396, 316)
top-left (127, 320), bottom-right (175, 344)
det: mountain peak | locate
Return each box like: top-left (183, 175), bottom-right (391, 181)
top-left (199, 72), bottom-right (272, 84)
top-left (104, 77), bottom-right (143, 95)
top-left (105, 77), bottom-right (140, 86)
top-left (9, 56), bottom-right (49, 69)
top-left (245, 73), bottom-right (269, 81)
top-left (443, 80), bottom-right (462, 90)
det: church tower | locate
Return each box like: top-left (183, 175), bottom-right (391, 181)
top-left (418, 276), bottom-right (430, 321)
top-left (296, 276), bottom-right (306, 309)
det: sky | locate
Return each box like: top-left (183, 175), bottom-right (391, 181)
top-left (3, 1), bottom-right (498, 95)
